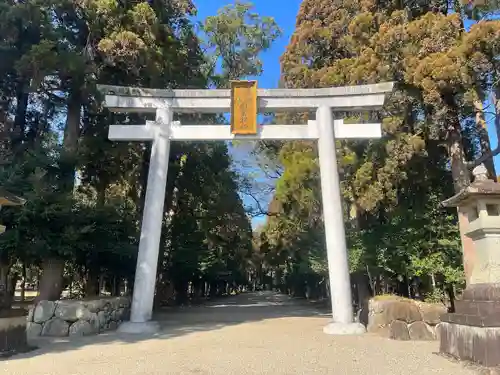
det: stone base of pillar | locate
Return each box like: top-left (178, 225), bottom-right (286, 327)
top-left (439, 322), bottom-right (500, 367)
top-left (117, 321), bottom-right (160, 335)
top-left (440, 283), bottom-right (500, 367)
top-left (323, 321), bottom-right (366, 335)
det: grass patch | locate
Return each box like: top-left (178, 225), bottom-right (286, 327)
top-left (372, 294), bottom-right (412, 302)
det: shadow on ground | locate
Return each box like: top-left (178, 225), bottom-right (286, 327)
top-left (4, 291), bottom-right (331, 361)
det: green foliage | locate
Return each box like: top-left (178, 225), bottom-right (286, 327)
top-left (424, 288), bottom-right (446, 304)
top-left (201, 1), bottom-right (282, 85)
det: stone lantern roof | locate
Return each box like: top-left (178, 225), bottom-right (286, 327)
top-left (0, 188), bottom-right (25, 207)
top-left (0, 188), bottom-right (25, 234)
top-left (441, 164), bottom-right (500, 208)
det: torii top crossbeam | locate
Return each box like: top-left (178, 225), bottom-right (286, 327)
top-left (99, 82), bottom-right (394, 113)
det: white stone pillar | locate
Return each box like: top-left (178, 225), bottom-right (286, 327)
top-left (118, 108), bottom-right (172, 334)
top-left (316, 106), bottom-right (365, 335)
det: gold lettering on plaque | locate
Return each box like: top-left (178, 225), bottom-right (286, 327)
top-left (230, 80), bottom-right (258, 135)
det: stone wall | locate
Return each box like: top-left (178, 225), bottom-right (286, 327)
top-left (26, 296), bottom-right (130, 338)
top-left (366, 295), bottom-right (447, 341)
top-left (0, 310), bottom-right (28, 356)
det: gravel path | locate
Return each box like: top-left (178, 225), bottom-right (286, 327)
top-left (1, 292), bottom-right (476, 375)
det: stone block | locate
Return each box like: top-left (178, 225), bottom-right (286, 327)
top-left (479, 367), bottom-right (500, 375)
top-left (463, 284), bottom-right (500, 302)
top-left (97, 311), bottom-right (108, 328)
top-left (115, 308), bottom-right (125, 321)
top-left (33, 300), bottom-right (56, 323)
top-left (389, 320), bottom-right (410, 340)
top-left (69, 320), bottom-right (92, 337)
top-left (26, 322), bottom-right (42, 339)
top-left (26, 306), bottom-right (33, 322)
top-left (367, 296), bottom-right (422, 333)
top-left (408, 321), bottom-right (436, 341)
top-left (41, 318), bottom-right (69, 337)
top-left (84, 299), bottom-right (107, 313)
top-left (118, 297), bottom-right (130, 308)
top-left (440, 321), bottom-right (500, 367)
top-left (416, 302), bottom-right (447, 325)
top-left (54, 301), bottom-right (92, 322)
top-left (89, 313), bottom-right (100, 333)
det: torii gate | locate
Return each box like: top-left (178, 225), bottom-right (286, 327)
top-left (99, 81), bottom-right (394, 335)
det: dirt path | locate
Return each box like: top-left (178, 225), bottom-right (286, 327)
top-left (1, 292), bottom-right (476, 375)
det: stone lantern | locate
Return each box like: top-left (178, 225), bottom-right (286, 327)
top-left (440, 164), bottom-right (500, 367)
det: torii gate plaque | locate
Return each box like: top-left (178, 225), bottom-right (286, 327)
top-left (230, 80), bottom-right (258, 135)
top-left (99, 81), bottom-right (394, 335)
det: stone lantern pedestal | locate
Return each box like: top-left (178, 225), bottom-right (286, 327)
top-left (440, 166), bottom-right (500, 367)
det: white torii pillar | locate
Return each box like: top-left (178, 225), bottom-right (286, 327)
top-left (99, 83), bottom-right (394, 335)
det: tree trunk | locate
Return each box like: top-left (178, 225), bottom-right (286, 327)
top-left (154, 276), bottom-right (169, 308)
top-left (447, 111), bottom-right (476, 286)
top-left (209, 281), bottom-right (217, 298)
top-left (0, 261), bottom-right (8, 290)
top-left (366, 266), bottom-right (375, 295)
top-left (61, 88), bottom-right (82, 191)
top-left (85, 267), bottom-right (99, 297)
top-left (97, 183), bottom-right (106, 207)
top-left (138, 143), bottom-right (152, 214)
top-left (98, 274), bottom-right (105, 295)
top-left (430, 273), bottom-right (436, 290)
top-left (353, 271), bottom-right (372, 308)
top-left (474, 99), bottom-right (496, 180)
top-left (0, 261), bottom-right (12, 309)
top-left (9, 272), bottom-right (19, 299)
top-left (37, 90), bottom-right (82, 305)
top-left (175, 280), bottom-right (188, 305)
top-left (126, 277), bottom-right (134, 295)
top-left (448, 127), bottom-right (470, 192)
top-left (446, 284), bottom-right (456, 313)
top-left (20, 263), bottom-right (26, 302)
top-left (11, 79), bottom-right (29, 152)
top-left (35, 258), bottom-right (65, 302)
top-left (112, 276), bottom-right (121, 296)
top-left (201, 280), bottom-right (206, 298)
top-left (192, 277), bottom-right (202, 303)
